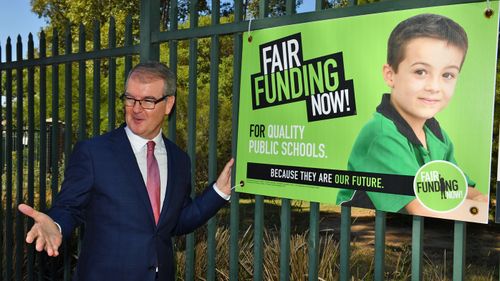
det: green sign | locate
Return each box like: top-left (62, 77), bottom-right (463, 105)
top-left (236, 2), bottom-right (499, 223)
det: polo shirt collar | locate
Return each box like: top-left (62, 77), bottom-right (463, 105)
top-left (376, 93), bottom-right (444, 146)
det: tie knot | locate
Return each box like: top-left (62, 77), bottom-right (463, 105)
top-left (147, 141), bottom-right (155, 152)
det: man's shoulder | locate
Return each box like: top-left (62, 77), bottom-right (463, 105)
top-left (76, 127), bottom-right (125, 149)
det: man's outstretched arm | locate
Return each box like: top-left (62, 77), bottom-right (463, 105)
top-left (18, 203), bottom-right (62, 257)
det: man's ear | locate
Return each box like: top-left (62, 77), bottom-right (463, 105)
top-left (164, 96), bottom-right (176, 115)
top-left (382, 64), bottom-right (395, 88)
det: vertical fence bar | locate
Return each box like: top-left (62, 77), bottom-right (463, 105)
top-left (374, 211), bottom-right (386, 281)
top-left (280, 3), bottom-right (295, 280)
top-left (63, 24), bottom-right (73, 281)
top-left (453, 221), bottom-right (466, 281)
top-left (411, 216), bottom-right (424, 281)
top-left (253, 195), bottom-right (264, 281)
top-left (92, 20), bottom-right (101, 137)
top-left (254, 2), bottom-right (267, 280)
top-left (207, 1), bottom-right (220, 280)
top-left (139, 0), bottom-right (160, 62)
top-left (77, 23), bottom-right (87, 257)
top-left (285, 0), bottom-right (296, 14)
top-left (229, 0), bottom-right (243, 279)
top-left (27, 33), bottom-right (36, 281)
top-left (51, 29), bottom-right (60, 204)
top-left (186, 1), bottom-right (199, 279)
top-left (308, 202), bottom-right (319, 281)
top-left (280, 198), bottom-right (291, 281)
top-left (108, 17), bottom-right (117, 131)
top-left (308, 0), bottom-right (320, 272)
top-left (5, 37), bottom-right (13, 281)
top-left (50, 29), bottom-right (60, 280)
top-left (308, 0), bottom-right (322, 260)
top-left (315, 0), bottom-right (324, 10)
top-left (78, 24), bottom-right (87, 141)
top-left (64, 24), bottom-right (73, 166)
top-left (339, 205), bottom-right (351, 281)
top-left (0, 42), bottom-right (3, 281)
top-left (124, 16), bottom-right (133, 89)
top-left (167, 1), bottom-right (178, 142)
top-left (38, 31), bottom-right (47, 280)
top-left (14, 34), bottom-right (24, 281)
top-left (259, 0), bottom-right (269, 18)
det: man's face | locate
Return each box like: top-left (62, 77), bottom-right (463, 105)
top-left (383, 37), bottom-right (465, 128)
top-left (125, 73), bottom-right (175, 139)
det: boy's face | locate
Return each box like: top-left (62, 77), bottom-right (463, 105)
top-left (383, 37), bottom-right (465, 128)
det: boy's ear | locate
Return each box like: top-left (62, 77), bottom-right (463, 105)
top-left (382, 64), bottom-right (395, 88)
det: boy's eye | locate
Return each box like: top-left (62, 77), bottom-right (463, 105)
top-left (414, 69), bottom-right (427, 76)
top-left (442, 72), bottom-right (457, 80)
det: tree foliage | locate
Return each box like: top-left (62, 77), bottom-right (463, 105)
top-left (245, 0), bottom-right (303, 18)
top-left (27, 0), bottom-right (237, 189)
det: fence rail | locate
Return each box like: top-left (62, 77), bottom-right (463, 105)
top-left (0, 0), bottom-right (498, 281)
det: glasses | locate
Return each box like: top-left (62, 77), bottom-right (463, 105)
top-left (121, 94), bottom-right (169, 110)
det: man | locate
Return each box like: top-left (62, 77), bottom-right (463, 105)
top-left (18, 61), bottom-right (234, 281)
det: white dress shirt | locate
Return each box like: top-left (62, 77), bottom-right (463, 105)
top-left (125, 127), bottom-right (168, 209)
top-left (125, 127), bottom-right (230, 206)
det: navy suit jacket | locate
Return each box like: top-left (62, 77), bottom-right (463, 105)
top-left (48, 126), bottom-right (227, 281)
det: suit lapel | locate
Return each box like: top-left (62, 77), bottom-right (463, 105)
top-left (110, 127), bottom-right (156, 225)
top-left (158, 135), bottom-right (175, 225)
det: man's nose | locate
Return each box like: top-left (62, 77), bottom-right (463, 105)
top-left (132, 100), bottom-right (144, 112)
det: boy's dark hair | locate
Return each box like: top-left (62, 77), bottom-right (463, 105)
top-left (387, 13), bottom-right (468, 72)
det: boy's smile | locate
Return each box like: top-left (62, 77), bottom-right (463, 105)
top-left (383, 37), bottom-right (465, 130)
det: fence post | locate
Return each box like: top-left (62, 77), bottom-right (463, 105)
top-left (15, 34), bottom-right (24, 281)
top-left (140, 0), bottom-right (160, 62)
top-left (229, 1), bottom-right (243, 280)
top-left (374, 211), bottom-right (386, 281)
top-left (453, 221), bottom-right (466, 281)
top-left (207, 1), bottom-right (221, 280)
top-left (411, 216), bottom-right (424, 281)
top-left (339, 206), bottom-right (351, 281)
top-left (0, 41), bottom-right (3, 281)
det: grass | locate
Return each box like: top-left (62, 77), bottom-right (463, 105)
top-left (173, 224), bottom-right (498, 281)
top-left (172, 198), bottom-right (499, 281)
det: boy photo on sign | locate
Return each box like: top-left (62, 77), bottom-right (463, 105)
top-left (336, 13), bottom-right (488, 222)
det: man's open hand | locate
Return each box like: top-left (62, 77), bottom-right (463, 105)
top-left (18, 203), bottom-right (62, 257)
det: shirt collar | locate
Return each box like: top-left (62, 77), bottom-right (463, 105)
top-left (376, 93), bottom-right (444, 146)
top-left (124, 126), bottom-right (163, 153)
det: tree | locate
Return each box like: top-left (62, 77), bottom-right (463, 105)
top-left (245, 0), bottom-right (303, 18)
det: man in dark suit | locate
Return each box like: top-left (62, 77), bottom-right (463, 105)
top-left (18, 61), bottom-right (234, 281)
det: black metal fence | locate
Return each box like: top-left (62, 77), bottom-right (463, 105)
top-left (0, 0), bottom-right (498, 281)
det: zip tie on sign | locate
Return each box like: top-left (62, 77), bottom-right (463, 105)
top-left (485, 0), bottom-right (494, 18)
top-left (231, 180), bottom-right (244, 190)
top-left (247, 18), bottom-right (253, 43)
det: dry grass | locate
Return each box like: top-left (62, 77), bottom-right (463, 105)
top-left (174, 225), bottom-right (497, 281)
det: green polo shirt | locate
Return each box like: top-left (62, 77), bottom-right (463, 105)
top-left (336, 94), bottom-right (474, 213)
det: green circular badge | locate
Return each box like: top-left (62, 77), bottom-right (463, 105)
top-left (413, 160), bottom-right (467, 212)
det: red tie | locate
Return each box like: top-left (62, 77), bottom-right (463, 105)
top-left (146, 141), bottom-right (160, 224)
